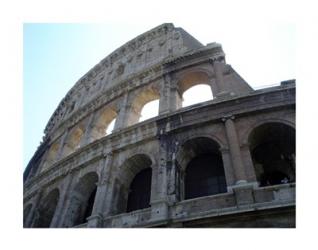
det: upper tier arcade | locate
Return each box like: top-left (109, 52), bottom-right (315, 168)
top-left (24, 23), bottom-right (254, 182)
top-left (43, 23), bottom-right (206, 137)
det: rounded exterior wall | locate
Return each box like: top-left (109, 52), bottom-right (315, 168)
top-left (24, 23), bottom-right (296, 228)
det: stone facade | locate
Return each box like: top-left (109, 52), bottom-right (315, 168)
top-left (23, 23), bottom-right (296, 228)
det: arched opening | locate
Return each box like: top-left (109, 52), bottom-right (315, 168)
top-left (41, 141), bottom-right (60, 172)
top-left (62, 125), bottom-right (85, 157)
top-left (139, 99), bottom-right (159, 122)
top-left (178, 71), bottom-right (213, 108)
top-left (182, 84), bottom-right (213, 107)
top-left (33, 189), bottom-right (59, 228)
top-left (127, 87), bottom-right (160, 126)
top-left (126, 168), bottom-right (152, 212)
top-left (115, 154), bottom-right (153, 214)
top-left (90, 107), bottom-right (117, 141)
top-left (176, 137), bottom-right (227, 200)
top-left (64, 172), bottom-right (98, 227)
top-left (248, 122), bottom-right (295, 187)
top-left (105, 118), bottom-right (116, 135)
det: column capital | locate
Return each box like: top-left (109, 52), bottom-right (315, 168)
top-left (221, 114), bottom-right (235, 122)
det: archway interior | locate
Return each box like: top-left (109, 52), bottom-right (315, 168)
top-left (128, 87), bottom-right (160, 126)
top-left (182, 84), bottom-right (213, 107)
top-left (185, 154), bottom-right (226, 199)
top-left (105, 118), bottom-right (116, 135)
top-left (89, 107), bottom-right (117, 141)
top-left (176, 137), bottom-right (227, 200)
top-left (248, 123), bottom-right (295, 186)
top-left (126, 168), bottom-right (152, 212)
top-left (62, 125), bottom-right (85, 157)
top-left (34, 189), bottom-right (59, 228)
top-left (178, 71), bottom-right (213, 108)
top-left (116, 154), bottom-right (152, 214)
top-left (139, 99), bottom-right (159, 122)
top-left (69, 172), bottom-right (99, 227)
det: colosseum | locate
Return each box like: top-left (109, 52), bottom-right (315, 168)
top-left (23, 23), bottom-right (296, 228)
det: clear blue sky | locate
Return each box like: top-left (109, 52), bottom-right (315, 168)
top-left (23, 22), bottom-right (295, 169)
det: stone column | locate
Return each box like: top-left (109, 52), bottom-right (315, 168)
top-left (213, 59), bottom-right (232, 98)
top-left (149, 135), bottom-right (170, 222)
top-left (113, 92), bottom-right (129, 130)
top-left (214, 60), bottom-right (225, 93)
top-left (49, 174), bottom-right (73, 227)
top-left (159, 76), bottom-right (169, 114)
top-left (56, 172), bottom-right (80, 227)
top-left (222, 116), bottom-right (256, 206)
top-left (79, 112), bottom-right (96, 146)
top-left (220, 147), bottom-right (236, 188)
top-left (222, 115), bottom-right (247, 184)
top-left (87, 153), bottom-right (114, 227)
top-left (159, 73), bottom-right (182, 114)
top-left (240, 143), bottom-right (258, 183)
top-left (55, 131), bottom-right (69, 161)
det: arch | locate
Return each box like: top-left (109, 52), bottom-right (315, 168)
top-left (89, 106), bottom-right (117, 141)
top-left (248, 122), bottom-right (295, 186)
top-left (41, 141), bottom-right (60, 171)
top-left (64, 172), bottom-right (99, 227)
top-left (126, 167), bottom-right (152, 212)
top-left (177, 70), bottom-right (212, 95)
top-left (127, 86), bottom-right (160, 126)
top-left (62, 124), bottom-right (85, 157)
top-left (241, 118), bottom-right (295, 146)
top-left (176, 132), bottom-right (226, 153)
top-left (176, 137), bottom-right (227, 200)
top-left (33, 189), bottom-right (60, 228)
top-left (182, 83), bottom-right (213, 107)
top-left (115, 154), bottom-right (153, 214)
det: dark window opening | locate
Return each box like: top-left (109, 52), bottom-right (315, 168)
top-left (82, 187), bottom-right (97, 223)
top-left (185, 153), bottom-right (227, 200)
top-left (126, 168), bottom-right (152, 212)
top-left (249, 123), bottom-right (295, 187)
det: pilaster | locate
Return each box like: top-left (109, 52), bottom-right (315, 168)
top-left (222, 115), bottom-right (247, 184)
top-left (87, 152), bottom-right (114, 227)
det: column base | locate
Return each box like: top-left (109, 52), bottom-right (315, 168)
top-left (150, 199), bottom-right (169, 222)
top-left (228, 182), bottom-right (258, 206)
top-left (87, 214), bottom-right (103, 228)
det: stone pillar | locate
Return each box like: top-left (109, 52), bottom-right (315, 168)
top-left (240, 143), bottom-right (258, 183)
top-left (222, 115), bottom-right (247, 184)
top-left (159, 73), bottom-right (182, 114)
top-left (87, 153), bottom-right (114, 227)
top-left (159, 76), bottom-right (169, 114)
top-left (213, 59), bottom-right (232, 98)
top-left (220, 147), bottom-right (236, 188)
top-left (149, 136), bottom-right (170, 222)
top-left (80, 112), bottom-right (96, 145)
top-left (55, 131), bottom-right (69, 161)
top-left (214, 60), bottom-right (225, 93)
top-left (49, 174), bottom-right (73, 227)
top-left (56, 172), bottom-right (80, 227)
top-left (24, 192), bottom-right (41, 228)
top-left (114, 92), bottom-right (129, 130)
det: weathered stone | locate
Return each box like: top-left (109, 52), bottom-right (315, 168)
top-left (23, 23), bottom-right (296, 228)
